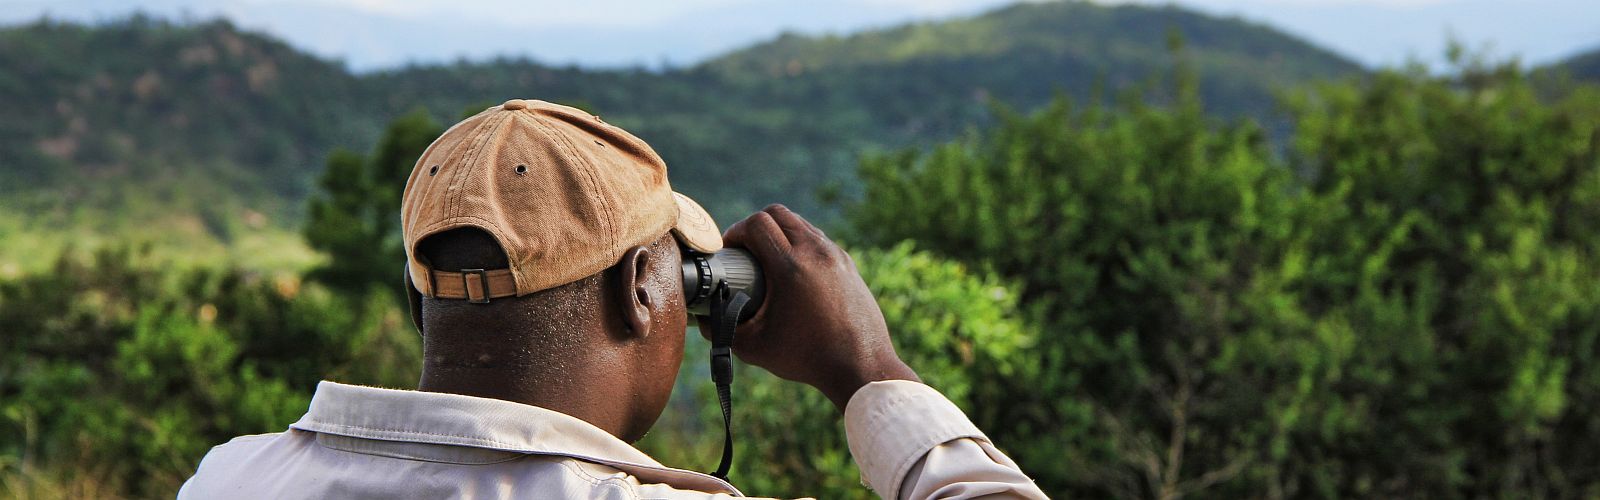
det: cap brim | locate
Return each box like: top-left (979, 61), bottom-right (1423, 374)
top-left (671, 192), bottom-right (723, 253)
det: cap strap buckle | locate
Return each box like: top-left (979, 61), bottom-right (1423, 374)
top-left (461, 269), bottom-right (492, 304)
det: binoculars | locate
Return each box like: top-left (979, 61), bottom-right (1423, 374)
top-left (681, 248), bottom-right (765, 321)
top-left (681, 247), bottom-right (765, 479)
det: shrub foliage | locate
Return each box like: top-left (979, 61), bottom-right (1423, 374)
top-left (850, 62), bottom-right (1600, 497)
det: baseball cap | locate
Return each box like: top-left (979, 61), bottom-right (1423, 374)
top-left (401, 98), bottom-right (722, 303)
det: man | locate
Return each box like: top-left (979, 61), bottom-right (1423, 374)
top-left (180, 99), bottom-right (1045, 499)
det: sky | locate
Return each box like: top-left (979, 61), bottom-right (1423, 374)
top-left (1, 0), bottom-right (1595, 72)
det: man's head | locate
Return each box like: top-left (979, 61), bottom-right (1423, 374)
top-left (398, 99), bottom-right (720, 442)
top-left (414, 228), bottom-right (685, 442)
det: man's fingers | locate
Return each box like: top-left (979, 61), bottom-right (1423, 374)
top-left (762, 204), bottom-right (828, 245)
top-left (724, 211), bottom-right (792, 262)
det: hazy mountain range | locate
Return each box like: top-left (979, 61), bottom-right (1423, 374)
top-left (0, 0), bottom-right (1594, 272)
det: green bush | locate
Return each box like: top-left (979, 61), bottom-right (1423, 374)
top-left (849, 61), bottom-right (1600, 497)
top-left (0, 247), bottom-right (418, 497)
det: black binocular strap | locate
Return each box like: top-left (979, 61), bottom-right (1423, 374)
top-left (708, 281), bottom-right (751, 481)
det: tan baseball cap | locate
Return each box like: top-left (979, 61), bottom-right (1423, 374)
top-left (401, 98), bottom-right (723, 302)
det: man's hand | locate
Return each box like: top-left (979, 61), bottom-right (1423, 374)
top-left (716, 204), bottom-right (919, 411)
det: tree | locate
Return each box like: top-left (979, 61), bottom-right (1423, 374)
top-left (303, 109), bottom-right (441, 295)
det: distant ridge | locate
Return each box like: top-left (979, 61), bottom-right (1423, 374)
top-left (0, 1), bottom-right (1377, 268)
top-left (688, 1), bottom-right (1362, 161)
top-left (1552, 46), bottom-right (1600, 80)
top-left (707, 2), bottom-right (1358, 78)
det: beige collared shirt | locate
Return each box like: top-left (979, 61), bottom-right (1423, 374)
top-left (178, 380), bottom-right (1045, 499)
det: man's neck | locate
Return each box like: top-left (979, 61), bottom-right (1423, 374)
top-left (418, 361), bottom-right (637, 441)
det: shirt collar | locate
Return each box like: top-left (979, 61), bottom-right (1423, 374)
top-left (290, 380), bottom-right (740, 495)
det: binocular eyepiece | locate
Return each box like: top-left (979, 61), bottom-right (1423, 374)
top-left (682, 248), bottom-right (765, 321)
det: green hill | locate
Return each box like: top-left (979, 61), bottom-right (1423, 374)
top-left (376, 2), bottom-right (1363, 218)
top-left (704, 1), bottom-right (1358, 120)
top-left (0, 15), bottom-right (374, 192)
top-left (0, 2), bottom-right (1366, 273)
top-left (0, 15), bottom-right (375, 273)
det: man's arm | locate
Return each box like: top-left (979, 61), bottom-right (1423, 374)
top-left (720, 205), bottom-right (1046, 499)
top-left (845, 381), bottom-right (1043, 499)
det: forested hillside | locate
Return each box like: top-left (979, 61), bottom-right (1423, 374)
top-left (0, 15), bottom-right (370, 194)
top-left (0, 15), bottom-right (374, 272)
top-left (376, 2), bottom-right (1364, 220)
top-left (0, 1), bottom-right (1368, 274)
top-left (703, 1), bottom-right (1355, 121)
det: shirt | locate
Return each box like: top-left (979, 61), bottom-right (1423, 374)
top-left (178, 380), bottom-right (1046, 499)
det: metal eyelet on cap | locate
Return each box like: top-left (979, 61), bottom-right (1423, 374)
top-left (514, 164), bottom-right (527, 175)
top-left (429, 165), bottom-right (439, 176)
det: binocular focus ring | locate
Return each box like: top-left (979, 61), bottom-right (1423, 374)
top-left (681, 248), bottom-right (766, 321)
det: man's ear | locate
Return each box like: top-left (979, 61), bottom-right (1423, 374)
top-left (616, 246), bottom-right (653, 338)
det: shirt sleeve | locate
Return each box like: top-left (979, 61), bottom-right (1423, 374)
top-left (843, 380), bottom-right (1047, 499)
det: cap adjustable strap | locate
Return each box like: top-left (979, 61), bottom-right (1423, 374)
top-left (428, 268), bottom-right (517, 303)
